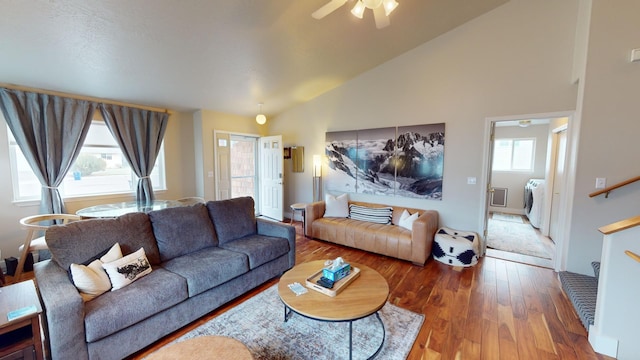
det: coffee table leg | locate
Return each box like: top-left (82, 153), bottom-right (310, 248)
top-left (351, 312), bottom-right (386, 360)
top-left (349, 321), bottom-right (353, 360)
top-left (283, 305), bottom-right (293, 322)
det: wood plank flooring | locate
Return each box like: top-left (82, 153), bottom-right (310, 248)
top-left (131, 223), bottom-right (613, 360)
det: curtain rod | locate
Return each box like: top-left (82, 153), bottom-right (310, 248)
top-left (0, 82), bottom-right (173, 114)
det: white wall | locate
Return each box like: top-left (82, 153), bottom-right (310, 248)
top-left (566, 0), bottom-right (640, 276)
top-left (268, 0), bottom-right (580, 234)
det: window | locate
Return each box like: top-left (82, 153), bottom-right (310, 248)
top-left (230, 136), bottom-right (258, 199)
top-left (492, 138), bottom-right (535, 171)
top-left (8, 120), bottom-right (166, 201)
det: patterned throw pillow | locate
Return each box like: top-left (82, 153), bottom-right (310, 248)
top-left (102, 247), bottom-right (152, 291)
top-left (348, 204), bottom-right (393, 224)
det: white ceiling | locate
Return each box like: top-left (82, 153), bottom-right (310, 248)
top-left (0, 0), bottom-right (507, 117)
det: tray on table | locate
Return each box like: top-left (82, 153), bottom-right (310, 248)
top-left (305, 266), bottom-right (360, 297)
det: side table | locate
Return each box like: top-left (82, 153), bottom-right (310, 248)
top-left (0, 280), bottom-right (44, 360)
top-left (289, 203), bottom-right (306, 236)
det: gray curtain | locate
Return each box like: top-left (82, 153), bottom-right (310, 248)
top-left (0, 88), bottom-right (96, 214)
top-left (99, 104), bottom-right (168, 204)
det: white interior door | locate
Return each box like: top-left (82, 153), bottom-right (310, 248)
top-left (259, 135), bottom-right (283, 221)
top-left (482, 121), bottom-right (497, 256)
top-left (549, 129), bottom-right (567, 240)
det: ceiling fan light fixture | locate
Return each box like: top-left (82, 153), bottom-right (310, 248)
top-left (351, 1), bottom-right (365, 19)
top-left (256, 103), bottom-right (267, 125)
top-left (383, 0), bottom-right (399, 16)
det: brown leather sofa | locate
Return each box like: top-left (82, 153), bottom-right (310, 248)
top-left (305, 200), bottom-right (439, 265)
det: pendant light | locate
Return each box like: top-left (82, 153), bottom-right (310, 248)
top-left (256, 103), bottom-right (267, 125)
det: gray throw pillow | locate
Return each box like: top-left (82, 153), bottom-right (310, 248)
top-left (149, 203), bottom-right (218, 262)
top-left (206, 197), bottom-right (257, 244)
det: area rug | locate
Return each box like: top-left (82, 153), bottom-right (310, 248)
top-left (153, 285), bottom-right (424, 360)
top-left (487, 219), bottom-right (551, 259)
top-left (492, 212), bottom-right (524, 223)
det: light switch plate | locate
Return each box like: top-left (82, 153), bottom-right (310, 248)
top-left (595, 177), bottom-right (606, 189)
top-left (467, 177), bottom-right (476, 185)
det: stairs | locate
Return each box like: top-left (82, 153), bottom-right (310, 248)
top-left (558, 261), bottom-right (600, 330)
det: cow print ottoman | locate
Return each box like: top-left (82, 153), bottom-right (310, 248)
top-left (432, 227), bottom-right (479, 267)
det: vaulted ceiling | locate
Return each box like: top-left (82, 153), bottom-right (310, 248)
top-left (0, 0), bottom-right (507, 117)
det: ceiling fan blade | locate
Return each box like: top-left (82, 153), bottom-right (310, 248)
top-left (312, 0), bottom-right (348, 19)
top-left (373, 5), bottom-right (390, 29)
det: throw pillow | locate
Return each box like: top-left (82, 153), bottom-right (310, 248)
top-left (324, 193), bottom-right (349, 218)
top-left (398, 209), bottom-right (419, 231)
top-left (70, 243), bottom-right (123, 301)
top-left (348, 204), bottom-right (393, 224)
top-left (102, 247), bottom-right (152, 291)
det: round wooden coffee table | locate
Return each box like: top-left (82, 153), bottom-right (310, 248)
top-left (146, 336), bottom-right (253, 360)
top-left (278, 260), bottom-right (389, 359)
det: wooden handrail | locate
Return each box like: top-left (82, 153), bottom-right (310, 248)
top-left (599, 215), bottom-right (640, 235)
top-left (589, 175), bottom-right (640, 198)
top-left (625, 250), bottom-right (640, 263)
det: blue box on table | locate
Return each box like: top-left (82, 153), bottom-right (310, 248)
top-left (322, 263), bottom-right (351, 282)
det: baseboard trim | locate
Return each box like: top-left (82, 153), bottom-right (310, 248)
top-left (588, 325), bottom-right (618, 357)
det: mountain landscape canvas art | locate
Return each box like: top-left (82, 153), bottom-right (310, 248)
top-left (325, 123), bottom-right (445, 200)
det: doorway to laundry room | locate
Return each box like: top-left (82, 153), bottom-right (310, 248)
top-left (483, 114), bottom-right (570, 268)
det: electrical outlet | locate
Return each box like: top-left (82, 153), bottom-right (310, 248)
top-left (467, 177), bottom-right (476, 185)
top-left (595, 178), bottom-right (606, 189)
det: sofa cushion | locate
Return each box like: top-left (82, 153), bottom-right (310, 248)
top-left (47, 212), bottom-right (161, 269)
top-left (149, 203), bottom-right (218, 261)
top-left (220, 234), bottom-right (291, 269)
top-left (161, 247), bottom-right (249, 297)
top-left (206, 197), bottom-right (257, 244)
top-left (83, 267), bottom-right (187, 343)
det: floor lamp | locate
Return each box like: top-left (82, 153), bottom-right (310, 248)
top-left (313, 155), bottom-right (322, 202)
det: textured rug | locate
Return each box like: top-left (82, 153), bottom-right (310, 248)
top-left (492, 212), bottom-right (524, 224)
top-left (487, 219), bottom-right (551, 259)
top-left (154, 285), bottom-right (424, 360)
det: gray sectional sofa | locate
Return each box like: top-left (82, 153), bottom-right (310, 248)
top-left (34, 196), bottom-right (295, 360)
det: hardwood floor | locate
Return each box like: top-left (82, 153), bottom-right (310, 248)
top-left (131, 223), bottom-right (612, 360)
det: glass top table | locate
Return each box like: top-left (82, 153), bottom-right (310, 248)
top-left (76, 200), bottom-right (182, 218)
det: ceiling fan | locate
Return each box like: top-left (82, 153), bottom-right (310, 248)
top-left (312, 0), bottom-right (399, 29)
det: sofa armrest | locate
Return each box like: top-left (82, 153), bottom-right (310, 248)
top-left (304, 201), bottom-right (325, 236)
top-left (257, 218), bottom-right (296, 268)
top-left (34, 260), bottom-right (89, 360)
top-left (411, 210), bottom-right (439, 265)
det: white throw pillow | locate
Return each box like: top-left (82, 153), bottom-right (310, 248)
top-left (398, 209), bottom-right (419, 231)
top-left (323, 193), bottom-right (349, 218)
top-left (70, 243), bottom-right (123, 301)
top-left (102, 247), bottom-right (152, 291)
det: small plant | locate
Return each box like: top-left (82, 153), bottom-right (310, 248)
top-left (73, 154), bottom-right (106, 176)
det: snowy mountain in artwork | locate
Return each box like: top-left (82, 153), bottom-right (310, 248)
top-left (325, 128), bottom-right (445, 199)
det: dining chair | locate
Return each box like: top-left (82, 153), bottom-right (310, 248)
top-left (176, 197), bottom-right (206, 206)
top-left (13, 214), bottom-right (81, 283)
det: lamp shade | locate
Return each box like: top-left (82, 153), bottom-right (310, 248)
top-left (383, 0), bottom-right (398, 15)
top-left (351, 1), bottom-right (365, 18)
top-left (256, 114), bottom-right (267, 125)
top-left (313, 155), bottom-right (322, 177)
